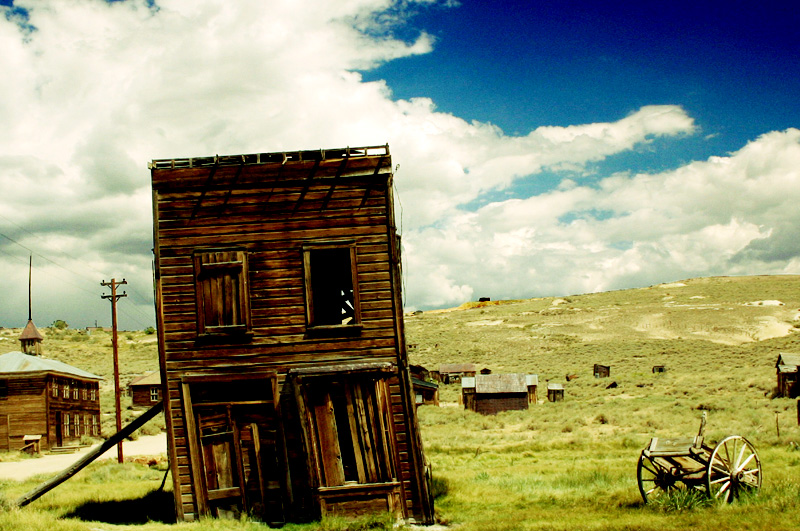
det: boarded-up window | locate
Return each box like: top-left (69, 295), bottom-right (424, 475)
top-left (194, 250), bottom-right (251, 336)
top-left (304, 378), bottom-right (395, 487)
top-left (303, 245), bottom-right (361, 329)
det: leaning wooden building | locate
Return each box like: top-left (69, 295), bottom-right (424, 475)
top-left (150, 145), bottom-right (433, 524)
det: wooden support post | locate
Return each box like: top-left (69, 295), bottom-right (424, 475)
top-left (15, 401), bottom-right (163, 508)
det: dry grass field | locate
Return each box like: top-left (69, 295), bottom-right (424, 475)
top-left (1, 275), bottom-right (800, 530)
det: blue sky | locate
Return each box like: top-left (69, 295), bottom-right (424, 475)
top-left (365, 1), bottom-right (800, 172)
top-left (1, 0), bottom-right (799, 330)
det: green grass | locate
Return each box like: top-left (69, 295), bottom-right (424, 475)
top-left (2, 275), bottom-right (800, 529)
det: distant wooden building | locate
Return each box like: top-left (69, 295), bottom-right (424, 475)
top-left (0, 350), bottom-right (101, 451)
top-left (412, 377), bottom-right (439, 407)
top-left (652, 365), bottom-right (666, 374)
top-left (150, 145), bottom-right (433, 525)
top-left (437, 363), bottom-right (476, 384)
top-left (409, 365), bottom-right (438, 407)
top-left (776, 353), bottom-right (800, 398)
top-left (461, 374), bottom-right (538, 415)
top-left (593, 364), bottom-right (610, 378)
top-left (129, 371), bottom-right (162, 408)
top-left (547, 383), bottom-right (564, 402)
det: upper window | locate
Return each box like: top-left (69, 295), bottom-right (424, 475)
top-left (193, 250), bottom-right (251, 337)
top-left (0, 380), bottom-right (7, 399)
top-left (303, 244), bottom-right (361, 333)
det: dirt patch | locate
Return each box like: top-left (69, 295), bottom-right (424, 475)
top-left (0, 434), bottom-right (167, 481)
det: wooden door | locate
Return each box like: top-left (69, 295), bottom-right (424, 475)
top-left (196, 407), bottom-right (244, 519)
top-left (184, 375), bottom-right (285, 523)
top-left (54, 411), bottom-right (63, 447)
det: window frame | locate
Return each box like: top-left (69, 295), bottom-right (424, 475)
top-left (150, 386), bottom-right (161, 402)
top-left (302, 242), bottom-right (362, 336)
top-left (193, 249), bottom-right (252, 340)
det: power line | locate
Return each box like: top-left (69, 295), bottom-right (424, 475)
top-left (0, 229), bottom-right (154, 327)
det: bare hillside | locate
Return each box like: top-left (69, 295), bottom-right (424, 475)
top-left (405, 275), bottom-right (800, 384)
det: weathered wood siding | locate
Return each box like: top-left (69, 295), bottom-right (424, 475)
top-left (474, 394), bottom-right (528, 416)
top-left (131, 385), bottom-right (161, 408)
top-left (152, 148), bottom-right (431, 524)
top-left (0, 376), bottom-right (46, 451)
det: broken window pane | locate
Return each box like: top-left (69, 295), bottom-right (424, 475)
top-left (305, 246), bottom-right (359, 327)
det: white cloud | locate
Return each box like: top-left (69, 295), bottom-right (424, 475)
top-left (0, 0), bottom-right (797, 328)
top-left (403, 128), bottom-right (800, 309)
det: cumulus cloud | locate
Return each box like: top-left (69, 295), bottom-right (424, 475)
top-left (0, 0), bottom-right (797, 328)
top-left (403, 129), bottom-right (800, 309)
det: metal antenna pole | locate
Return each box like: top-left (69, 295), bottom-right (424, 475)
top-left (101, 278), bottom-right (127, 464)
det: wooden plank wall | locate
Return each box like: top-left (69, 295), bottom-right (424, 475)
top-left (152, 154), bottom-right (427, 523)
top-left (0, 376), bottom-right (47, 450)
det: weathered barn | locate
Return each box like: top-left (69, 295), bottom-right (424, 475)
top-left (128, 371), bottom-right (162, 408)
top-left (775, 353), bottom-right (800, 398)
top-left (593, 364), bottom-right (610, 378)
top-left (0, 349), bottom-right (102, 451)
top-left (547, 383), bottom-right (564, 402)
top-left (461, 374), bottom-right (537, 415)
top-left (150, 145), bottom-right (433, 525)
top-left (437, 363), bottom-right (476, 384)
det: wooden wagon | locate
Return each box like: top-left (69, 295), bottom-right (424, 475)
top-left (637, 413), bottom-right (761, 503)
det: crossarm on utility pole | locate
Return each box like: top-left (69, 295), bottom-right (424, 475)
top-left (15, 401), bottom-right (164, 508)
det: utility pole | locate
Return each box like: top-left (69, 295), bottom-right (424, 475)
top-left (101, 278), bottom-right (127, 464)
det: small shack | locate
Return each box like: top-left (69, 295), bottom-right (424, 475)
top-left (776, 353), bottom-right (800, 398)
top-left (547, 383), bottom-right (564, 402)
top-left (0, 349), bottom-right (102, 451)
top-left (410, 365), bottom-right (438, 407)
top-left (437, 363), bottom-right (476, 384)
top-left (461, 373), bottom-right (537, 415)
top-left (128, 371), bottom-right (162, 408)
top-left (652, 365), bottom-right (666, 374)
top-left (526, 374), bottom-right (538, 403)
top-left (593, 364), bottom-right (610, 378)
top-left (412, 377), bottom-right (439, 407)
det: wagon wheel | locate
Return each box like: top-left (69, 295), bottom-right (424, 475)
top-left (637, 452), bottom-right (676, 503)
top-left (706, 435), bottom-right (761, 503)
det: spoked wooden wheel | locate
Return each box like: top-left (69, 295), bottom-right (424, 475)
top-left (706, 435), bottom-right (761, 503)
top-left (637, 452), bottom-right (676, 503)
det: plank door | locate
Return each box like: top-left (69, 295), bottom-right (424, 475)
top-left (185, 375), bottom-right (285, 523)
